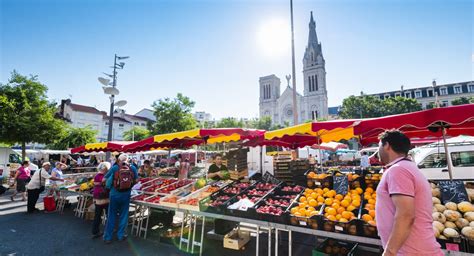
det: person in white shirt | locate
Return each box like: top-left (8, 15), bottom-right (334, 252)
top-left (77, 156), bottom-right (84, 167)
top-left (26, 162), bottom-right (63, 213)
top-left (360, 151), bottom-right (371, 169)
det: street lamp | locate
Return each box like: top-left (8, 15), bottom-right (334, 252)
top-left (98, 54), bottom-right (129, 161)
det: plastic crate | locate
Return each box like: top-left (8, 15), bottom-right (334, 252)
top-left (312, 238), bottom-right (356, 256)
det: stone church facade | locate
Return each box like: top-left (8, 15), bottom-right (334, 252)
top-left (259, 12), bottom-right (328, 126)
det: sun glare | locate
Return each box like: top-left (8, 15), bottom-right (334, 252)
top-left (257, 18), bottom-right (291, 58)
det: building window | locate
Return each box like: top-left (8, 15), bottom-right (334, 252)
top-left (384, 94), bottom-right (390, 99)
top-left (105, 122), bottom-right (109, 126)
top-left (134, 122), bottom-right (139, 125)
top-left (415, 91), bottom-right (422, 98)
top-left (441, 100), bottom-right (449, 107)
top-left (314, 75), bottom-right (318, 91)
top-left (454, 86), bottom-right (462, 94)
top-left (469, 84), bottom-right (474, 92)
top-left (395, 93), bottom-right (401, 97)
top-left (311, 110), bottom-right (318, 120)
top-left (428, 89), bottom-right (434, 97)
top-left (405, 92), bottom-right (411, 98)
top-left (119, 124), bottom-right (124, 127)
top-left (286, 109), bottom-right (293, 117)
top-left (439, 87), bottom-right (447, 95)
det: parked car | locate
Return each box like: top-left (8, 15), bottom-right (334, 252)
top-left (0, 147), bottom-right (38, 184)
top-left (413, 136), bottom-right (474, 180)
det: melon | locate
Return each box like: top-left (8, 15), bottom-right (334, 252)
top-left (221, 170), bottom-right (230, 180)
top-left (445, 202), bottom-right (458, 211)
top-left (455, 218), bottom-right (469, 229)
top-left (444, 210), bottom-right (462, 222)
top-left (194, 177), bottom-right (207, 189)
top-left (433, 221), bottom-right (445, 232)
top-left (465, 212), bottom-right (474, 222)
top-left (457, 201), bottom-right (474, 213)
top-left (433, 226), bottom-right (440, 238)
top-left (430, 183), bottom-right (437, 189)
top-left (434, 204), bottom-right (446, 213)
top-left (432, 188), bottom-right (440, 198)
top-left (444, 221), bottom-right (457, 229)
top-left (432, 212), bottom-right (446, 223)
top-left (443, 228), bottom-right (460, 238)
top-left (432, 197), bottom-right (441, 205)
top-left (461, 226), bottom-right (474, 240)
top-left (470, 221), bottom-right (474, 228)
top-left (438, 235), bottom-right (447, 240)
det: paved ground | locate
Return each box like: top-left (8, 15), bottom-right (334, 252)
top-left (0, 187), bottom-right (314, 256)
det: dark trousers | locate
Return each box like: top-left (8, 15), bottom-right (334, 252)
top-left (27, 189), bottom-right (41, 213)
top-left (92, 204), bottom-right (108, 235)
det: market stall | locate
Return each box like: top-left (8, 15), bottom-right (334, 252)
top-left (70, 141), bottom-right (134, 154)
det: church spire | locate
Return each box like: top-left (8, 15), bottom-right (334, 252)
top-left (307, 11), bottom-right (319, 50)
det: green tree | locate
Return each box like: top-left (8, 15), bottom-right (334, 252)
top-left (149, 93), bottom-right (197, 134)
top-left (340, 95), bottom-right (421, 119)
top-left (123, 126), bottom-right (150, 141)
top-left (383, 96), bottom-right (422, 115)
top-left (252, 116), bottom-right (273, 130)
top-left (0, 71), bottom-right (66, 159)
top-left (216, 117), bottom-right (244, 128)
top-left (451, 97), bottom-right (474, 106)
top-left (49, 125), bottom-right (97, 149)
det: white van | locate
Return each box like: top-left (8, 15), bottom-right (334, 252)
top-left (413, 136), bottom-right (474, 180)
top-left (0, 147), bottom-right (38, 183)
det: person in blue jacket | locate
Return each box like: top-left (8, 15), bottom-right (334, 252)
top-left (103, 154), bottom-right (138, 243)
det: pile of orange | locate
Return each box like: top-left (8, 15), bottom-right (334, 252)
top-left (362, 187), bottom-right (377, 226)
top-left (307, 172), bottom-right (328, 180)
top-left (322, 187), bottom-right (363, 223)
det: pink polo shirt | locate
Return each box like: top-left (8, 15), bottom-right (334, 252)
top-left (376, 157), bottom-right (442, 256)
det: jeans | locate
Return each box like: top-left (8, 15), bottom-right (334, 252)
top-left (103, 192), bottom-right (130, 241)
top-left (92, 203), bottom-right (108, 235)
top-left (27, 189), bottom-right (41, 213)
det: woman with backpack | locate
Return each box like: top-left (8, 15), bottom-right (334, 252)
top-left (11, 161), bottom-right (31, 201)
top-left (92, 162), bottom-right (111, 238)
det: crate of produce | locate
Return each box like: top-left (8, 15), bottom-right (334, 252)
top-left (254, 199), bottom-right (289, 224)
top-left (225, 194), bottom-right (262, 219)
top-left (312, 238), bottom-right (356, 256)
top-left (306, 170), bottom-right (333, 189)
top-left (143, 194), bottom-right (163, 205)
top-left (287, 198), bottom-right (323, 230)
top-left (140, 178), bottom-right (177, 193)
top-left (131, 193), bottom-right (150, 202)
top-left (229, 169), bottom-right (248, 180)
top-left (347, 173), bottom-right (365, 190)
top-left (320, 206), bottom-right (360, 236)
top-left (276, 184), bottom-right (304, 195)
top-left (160, 194), bottom-right (181, 208)
top-left (178, 185), bottom-right (212, 211)
top-left (347, 244), bottom-right (383, 256)
top-left (364, 173), bottom-right (381, 189)
top-left (156, 179), bottom-right (194, 194)
top-left (200, 190), bottom-right (234, 213)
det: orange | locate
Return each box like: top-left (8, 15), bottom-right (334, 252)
top-left (310, 192), bottom-right (318, 199)
top-left (308, 171), bottom-right (316, 177)
top-left (368, 199), bottom-right (376, 205)
top-left (352, 199), bottom-right (361, 207)
top-left (340, 199), bottom-right (350, 208)
top-left (337, 207), bottom-right (345, 214)
top-left (323, 188), bottom-right (329, 193)
top-left (335, 214), bottom-right (342, 220)
top-left (291, 207), bottom-right (298, 214)
top-left (350, 216), bottom-right (357, 221)
top-left (341, 211), bottom-right (353, 219)
top-left (372, 194), bottom-right (377, 199)
top-left (299, 202), bottom-right (307, 208)
top-left (369, 210), bottom-right (376, 218)
top-left (364, 193), bottom-right (372, 200)
top-left (294, 212), bottom-right (302, 217)
top-left (310, 211), bottom-right (318, 216)
top-left (317, 196), bottom-right (325, 203)
top-left (365, 204), bottom-right (375, 210)
top-left (299, 208), bottom-right (307, 216)
top-left (331, 203), bottom-right (340, 209)
top-left (307, 206), bottom-right (316, 212)
top-left (309, 199), bottom-right (318, 207)
top-left (326, 207), bottom-right (337, 216)
top-left (347, 205), bottom-right (356, 212)
top-left (316, 188), bottom-right (324, 195)
top-left (339, 218), bottom-right (349, 223)
top-left (355, 187), bottom-right (363, 195)
top-left (329, 190), bottom-right (337, 198)
top-left (327, 215), bottom-right (337, 221)
top-left (324, 198), bottom-right (333, 206)
top-left (368, 220), bottom-right (376, 226)
top-left (335, 194), bottom-right (344, 201)
top-left (299, 196), bottom-right (307, 203)
top-left (365, 187), bottom-right (374, 194)
top-left (362, 214), bottom-right (373, 222)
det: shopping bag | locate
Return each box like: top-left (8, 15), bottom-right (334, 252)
top-left (44, 195), bottom-right (56, 212)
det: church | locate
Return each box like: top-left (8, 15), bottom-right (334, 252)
top-left (259, 12), bottom-right (328, 126)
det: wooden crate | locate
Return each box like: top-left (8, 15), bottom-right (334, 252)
top-left (223, 229), bottom-right (250, 250)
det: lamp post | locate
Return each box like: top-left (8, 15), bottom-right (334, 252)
top-left (98, 54), bottom-right (129, 161)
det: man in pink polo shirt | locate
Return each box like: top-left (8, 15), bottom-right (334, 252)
top-left (376, 130), bottom-right (442, 256)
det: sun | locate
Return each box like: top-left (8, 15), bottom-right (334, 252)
top-left (257, 18), bottom-right (291, 57)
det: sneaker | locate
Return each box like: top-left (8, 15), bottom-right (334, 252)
top-left (118, 234), bottom-right (128, 241)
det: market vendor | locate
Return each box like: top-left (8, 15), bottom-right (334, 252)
top-left (207, 154), bottom-right (227, 180)
top-left (138, 160), bottom-right (154, 177)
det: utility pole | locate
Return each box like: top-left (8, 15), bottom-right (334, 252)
top-left (290, 0), bottom-right (298, 125)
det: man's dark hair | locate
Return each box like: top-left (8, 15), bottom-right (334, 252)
top-left (378, 129), bottom-right (411, 155)
top-left (144, 160), bottom-right (150, 165)
top-left (22, 160), bottom-right (29, 166)
top-left (214, 153), bottom-right (222, 159)
top-left (363, 152), bottom-right (367, 155)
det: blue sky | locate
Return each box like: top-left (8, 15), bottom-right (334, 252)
top-left (1, 0), bottom-right (472, 119)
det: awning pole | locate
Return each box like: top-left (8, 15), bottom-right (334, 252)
top-left (441, 127), bottom-right (454, 180)
top-left (260, 146), bottom-right (263, 174)
top-left (318, 137), bottom-right (322, 166)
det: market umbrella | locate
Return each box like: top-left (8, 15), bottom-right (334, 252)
top-left (70, 141), bottom-right (134, 154)
top-left (312, 142), bottom-right (349, 152)
top-left (354, 104), bottom-right (474, 179)
top-left (122, 128), bottom-right (265, 153)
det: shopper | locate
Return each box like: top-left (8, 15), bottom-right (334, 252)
top-left (11, 161), bottom-right (31, 201)
top-left (376, 130), bottom-right (442, 256)
top-left (138, 160), bottom-right (154, 178)
top-left (50, 162), bottom-right (66, 186)
top-left (207, 154), bottom-right (228, 180)
top-left (103, 154), bottom-right (138, 243)
top-left (178, 158), bottom-right (191, 180)
top-left (26, 162), bottom-right (64, 213)
top-left (360, 151), bottom-right (370, 169)
top-left (92, 162), bottom-right (111, 239)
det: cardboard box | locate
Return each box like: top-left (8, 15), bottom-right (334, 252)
top-left (223, 229), bottom-right (250, 250)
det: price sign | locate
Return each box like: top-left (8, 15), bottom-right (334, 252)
top-left (333, 175), bottom-right (349, 195)
top-left (438, 180), bottom-right (469, 204)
